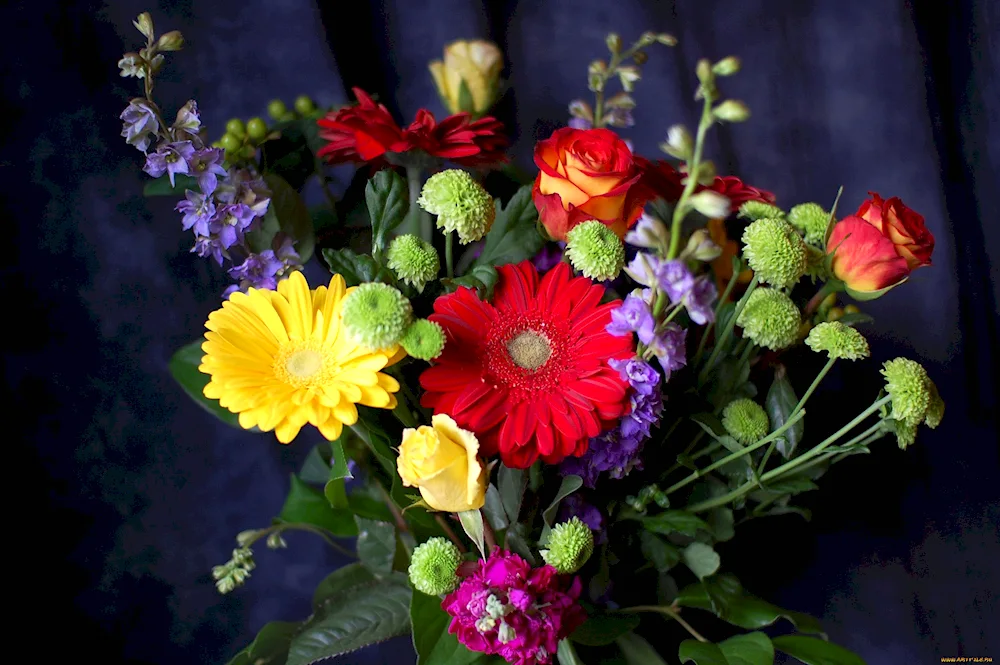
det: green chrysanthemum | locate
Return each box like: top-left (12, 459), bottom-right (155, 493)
top-left (805, 321), bottom-right (870, 360)
top-left (738, 200), bottom-right (786, 222)
top-left (418, 169), bottom-right (495, 244)
top-left (722, 398), bottom-right (770, 445)
top-left (408, 537), bottom-right (462, 596)
top-left (741, 218), bottom-right (808, 288)
top-left (736, 287), bottom-right (801, 350)
top-left (540, 517), bottom-right (594, 574)
top-left (925, 381), bottom-right (945, 429)
top-left (400, 319), bottom-right (446, 361)
top-left (387, 234), bottom-right (439, 291)
top-left (787, 202), bottom-right (831, 247)
top-left (341, 282), bottom-right (412, 350)
top-left (565, 220), bottom-right (625, 281)
top-left (881, 357), bottom-right (932, 424)
top-left (892, 416), bottom-right (919, 450)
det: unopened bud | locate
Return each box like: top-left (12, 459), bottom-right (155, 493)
top-left (694, 160), bottom-right (717, 186)
top-left (156, 30), bottom-right (184, 52)
top-left (606, 33), bottom-right (622, 52)
top-left (689, 190), bottom-right (731, 219)
top-left (236, 529), bottom-right (259, 548)
top-left (639, 31), bottom-right (657, 46)
top-left (632, 51), bottom-right (649, 65)
top-left (696, 59), bottom-right (714, 83)
top-left (713, 100), bottom-right (751, 122)
top-left (655, 33), bottom-right (678, 46)
top-left (133, 12), bottom-right (154, 40)
top-left (659, 124), bottom-right (693, 160)
top-left (681, 229), bottom-right (722, 262)
top-left (712, 56), bottom-right (742, 76)
top-left (617, 65), bottom-right (640, 92)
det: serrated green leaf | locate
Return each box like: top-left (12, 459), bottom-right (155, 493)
top-left (570, 613), bottom-right (641, 647)
top-left (642, 510), bottom-right (710, 537)
top-left (473, 186), bottom-right (544, 268)
top-left (458, 509), bottom-right (486, 559)
top-left (279, 474), bottom-right (357, 537)
top-left (321, 248), bottom-right (377, 286)
top-left (143, 173), bottom-right (198, 196)
top-left (683, 542), bottom-right (721, 580)
top-left (287, 573), bottom-right (412, 665)
top-left (766, 365), bottom-right (804, 459)
top-left (264, 172), bottom-right (315, 263)
top-left (225, 620), bottom-right (300, 665)
top-left (679, 632), bottom-right (773, 665)
top-left (311, 563), bottom-right (376, 610)
top-left (411, 589), bottom-right (483, 665)
top-left (772, 635), bottom-right (865, 665)
top-left (355, 516), bottom-right (396, 577)
top-left (640, 532), bottom-right (682, 572)
top-left (498, 464), bottom-right (526, 523)
top-left (322, 437), bottom-right (353, 509)
top-left (617, 632), bottom-right (668, 665)
top-left (169, 340), bottom-right (243, 429)
top-left (675, 575), bottom-right (825, 636)
top-left (300, 442), bottom-right (332, 484)
top-left (366, 169), bottom-right (408, 256)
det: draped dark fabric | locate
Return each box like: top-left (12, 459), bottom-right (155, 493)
top-left (4, 0), bottom-right (997, 663)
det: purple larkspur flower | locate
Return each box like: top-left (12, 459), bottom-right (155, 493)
top-left (228, 250), bottom-right (284, 291)
top-left (605, 107), bottom-right (635, 128)
top-left (192, 234), bottom-right (226, 265)
top-left (176, 189), bottom-right (216, 237)
top-left (606, 293), bottom-right (655, 344)
top-left (623, 252), bottom-right (661, 288)
top-left (609, 357), bottom-right (661, 396)
top-left (120, 99), bottom-right (159, 152)
top-left (172, 100), bottom-right (201, 137)
top-left (143, 141), bottom-right (195, 186)
top-left (210, 202), bottom-right (256, 250)
top-left (568, 117), bottom-right (592, 130)
top-left (685, 276), bottom-right (717, 325)
top-left (625, 213), bottom-right (668, 249)
top-left (187, 147), bottom-right (228, 195)
top-left (647, 322), bottom-right (687, 379)
top-left (658, 259), bottom-right (695, 304)
top-left (220, 169), bottom-right (271, 217)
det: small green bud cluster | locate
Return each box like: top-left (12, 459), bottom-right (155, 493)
top-left (119, 12), bottom-right (184, 80)
top-left (586, 30), bottom-right (675, 126)
top-left (212, 547), bottom-right (256, 594)
top-left (565, 220), bottom-right (625, 281)
top-left (408, 537), bottom-right (462, 596)
top-left (881, 358), bottom-right (945, 448)
top-left (626, 483), bottom-right (670, 512)
top-left (341, 282), bottom-right (413, 350)
top-left (741, 218), bottom-right (808, 288)
top-left (540, 518), bottom-right (595, 574)
top-left (418, 170), bottom-right (495, 244)
top-left (691, 55), bottom-right (750, 123)
top-left (267, 95), bottom-right (318, 124)
top-left (737, 288), bottom-right (802, 350)
top-left (722, 398), bottom-right (770, 445)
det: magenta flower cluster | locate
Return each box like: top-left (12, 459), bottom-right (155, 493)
top-left (442, 549), bottom-right (586, 665)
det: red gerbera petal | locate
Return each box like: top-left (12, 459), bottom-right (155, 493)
top-left (403, 110), bottom-right (509, 168)
top-left (421, 260), bottom-right (635, 468)
top-left (316, 88), bottom-right (408, 165)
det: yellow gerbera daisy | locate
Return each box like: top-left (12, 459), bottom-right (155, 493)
top-left (200, 271), bottom-right (405, 443)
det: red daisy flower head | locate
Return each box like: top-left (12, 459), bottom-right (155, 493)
top-left (706, 175), bottom-right (776, 213)
top-left (404, 109), bottom-right (509, 167)
top-left (316, 87), bottom-right (409, 164)
top-left (419, 261), bottom-right (635, 469)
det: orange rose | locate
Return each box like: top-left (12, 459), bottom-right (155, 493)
top-left (532, 128), bottom-right (648, 241)
top-left (855, 192), bottom-right (934, 270)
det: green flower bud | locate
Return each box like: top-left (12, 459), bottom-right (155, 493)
top-left (660, 124), bottom-right (694, 160)
top-left (722, 398), bottom-right (770, 445)
top-left (246, 117), bottom-right (268, 141)
top-left (220, 133), bottom-right (242, 154)
top-left (787, 203), bottom-right (830, 247)
top-left (400, 319), bottom-right (446, 361)
top-left (225, 118), bottom-right (246, 138)
top-left (497, 622), bottom-right (517, 644)
top-left (294, 95), bottom-right (316, 115)
top-left (565, 220), bottom-right (625, 281)
top-left (133, 12), bottom-right (154, 40)
top-left (212, 547), bottom-right (256, 595)
top-left (341, 282), bottom-right (412, 350)
top-left (881, 358), bottom-right (932, 424)
top-left (540, 517), bottom-right (594, 574)
top-left (267, 99), bottom-right (288, 120)
top-left (738, 200), bottom-right (786, 222)
top-left (408, 537), bottom-right (461, 595)
top-left (741, 218), bottom-right (808, 288)
top-left (418, 169), bottom-right (495, 244)
top-left (736, 287), bottom-right (801, 350)
top-left (805, 321), bottom-right (870, 361)
top-left (713, 100), bottom-right (751, 123)
top-left (690, 190), bottom-right (731, 219)
top-left (387, 234), bottom-right (439, 291)
top-left (156, 30), bottom-right (185, 52)
top-left (681, 229), bottom-right (722, 262)
top-left (712, 56), bottom-right (742, 76)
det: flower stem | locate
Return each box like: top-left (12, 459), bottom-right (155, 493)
top-left (481, 508), bottom-right (498, 553)
top-left (621, 605), bottom-right (709, 642)
top-left (247, 522), bottom-right (357, 558)
top-left (405, 167), bottom-right (432, 242)
top-left (694, 267), bottom-right (741, 364)
top-left (434, 515), bottom-right (467, 554)
top-left (666, 94), bottom-right (715, 260)
top-left (445, 231), bottom-right (455, 278)
top-left (699, 273), bottom-right (760, 384)
top-left (804, 279), bottom-right (841, 317)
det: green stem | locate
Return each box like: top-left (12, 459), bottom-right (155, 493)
top-left (663, 431), bottom-right (708, 477)
top-left (699, 273), bottom-right (760, 383)
top-left (663, 408), bottom-right (806, 497)
top-left (788, 425), bottom-right (886, 476)
top-left (666, 94), bottom-right (715, 260)
top-left (620, 605), bottom-right (708, 642)
top-left (445, 231), bottom-right (454, 278)
top-left (434, 515), bottom-right (467, 554)
top-left (249, 523), bottom-right (357, 558)
top-left (405, 167), bottom-right (432, 242)
top-left (694, 267), bottom-right (741, 363)
top-left (804, 280), bottom-right (841, 317)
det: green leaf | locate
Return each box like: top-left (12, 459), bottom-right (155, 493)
top-left (771, 635), bottom-right (865, 665)
top-left (640, 532), bottom-right (681, 572)
top-left (751, 478), bottom-right (818, 499)
top-left (355, 516), bottom-right (396, 577)
top-left (683, 542), bottom-right (721, 580)
top-left (835, 311), bottom-right (874, 327)
top-left (503, 522), bottom-right (538, 565)
top-left (143, 173), bottom-right (197, 196)
top-left (287, 573), bottom-right (412, 665)
top-left (310, 205), bottom-right (339, 236)
top-left (347, 492), bottom-right (395, 522)
top-left (570, 612), bottom-right (641, 646)
top-left (498, 464), bottom-right (526, 523)
top-left (323, 438), bottom-right (352, 509)
top-left (350, 407), bottom-right (398, 476)
top-left (458, 509), bottom-right (487, 559)
top-left (642, 510), bottom-right (710, 537)
top-left (845, 278), bottom-right (906, 302)
top-left (766, 365), bottom-right (804, 459)
top-left (543, 475), bottom-right (583, 527)
top-left (679, 632), bottom-right (773, 665)
top-left (456, 80), bottom-right (475, 116)
top-left (483, 484), bottom-right (509, 531)
top-left (617, 632), bottom-right (668, 665)
top-left (168, 340), bottom-right (243, 429)
top-left (708, 355), bottom-right (755, 410)
top-left (300, 442), bottom-right (332, 484)
top-left (279, 474), bottom-right (357, 537)
top-left (689, 479), bottom-right (736, 542)
top-left (365, 169), bottom-right (409, 256)
top-left (411, 589), bottom-right (483, 665)
top-left (299, 110), bottom-right (327, 155)
top-left (264, 172), bottom-right (315, 263)
top-left (473, 186), bottom-right (544, 268)
top-left (557, 639), bottom-right (586, 665)
top-left (311, 563), bottom-right (376, 610)
top-left (321, 247), bottom-right (377, 286)
top-left (441, 264), bottom-right (499, 299)
top-left (675, 575), bottom-right (824, 636)
top-left (225, 620), bottom-right (300, 665)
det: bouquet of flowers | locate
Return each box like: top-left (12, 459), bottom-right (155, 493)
top-left (119, 13), bottom-right (944, 665)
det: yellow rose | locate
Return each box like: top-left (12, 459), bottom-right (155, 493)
top-left (397, 414), bottom-right (488, 512)
top-left (429, 40), bottom-right (503, 116)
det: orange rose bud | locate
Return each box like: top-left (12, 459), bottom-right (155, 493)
top-left (855, 192), bottom-right (934, 270)
top-left (532, 127), bottom-right (649, 241)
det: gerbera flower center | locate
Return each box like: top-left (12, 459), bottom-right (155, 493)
top-left (273, 342), bottom-right (339, 388)
top-left (285, 349), bottom-right (323, 379)
top-left (506, 330), bottom-right (551, 370)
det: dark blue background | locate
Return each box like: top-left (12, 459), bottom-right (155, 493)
top-left (4, 1), bottom-right (998, 663)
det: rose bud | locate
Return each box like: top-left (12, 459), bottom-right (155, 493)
top-left (429, 39), bottom-right (503, 117)
top-left (532, 127), bottom-right (650, 241)
top-left (396, 414), bottom-right (488, 513)
top-left (827, 193), bottom-right (934, 298)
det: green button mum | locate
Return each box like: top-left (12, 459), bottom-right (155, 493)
top-left (741, 218), bottom-right (808, 289)
top-left (736, 287), bottom-right (801, 350)
top-left (341, 282), bottom-right (412, 350)
top-left (387, 234), bottom-right (440, 292)
top-left (540, 517), bottom-right (594, 574)
top-left (806, 321), bottom-right (870, 360)
top-left (418, 169), bottom-right (495, 244)
top-left (722, 398), bottom-right (770, 445)
top-left (408, 537), bottom-right (461, 596)
top-left (565, 220), bottom-right (625, 281)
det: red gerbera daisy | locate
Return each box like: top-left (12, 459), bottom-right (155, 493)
top-left (404, 109), bottom-right (508, 167)
top-left (420, 261), bottom-right (635, 469)
top-left (705, 175), bottom-right (776, 212)
top-left (316, 88), bottom-right (408, 164)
